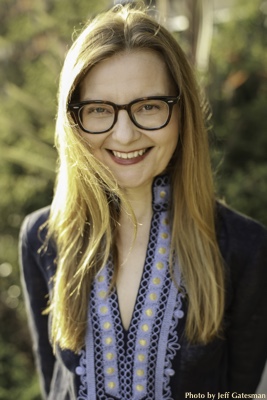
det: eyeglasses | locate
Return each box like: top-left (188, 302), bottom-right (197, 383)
top-left (68, 95), bottom-right (180, 134)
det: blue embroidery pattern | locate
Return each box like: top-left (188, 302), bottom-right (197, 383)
top-left (76, 176), bottom-right (185, 400)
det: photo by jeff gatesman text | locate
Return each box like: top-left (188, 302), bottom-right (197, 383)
top-left (185, 392), bottom-right (266, 399)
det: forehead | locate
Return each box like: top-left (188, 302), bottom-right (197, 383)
top-left (79, 49), bottom-right (175, 101)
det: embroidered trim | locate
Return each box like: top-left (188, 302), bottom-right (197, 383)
top-left (76, 175), bottom-right (185, 399)
top-left (160, 290), bottom-right (184, 400)
top-left (94, 265), bottom-right (120, 397)
top-left (132, 210), bottom-right (171, 399)
top-left (76, 350), bottom-right (87, 400)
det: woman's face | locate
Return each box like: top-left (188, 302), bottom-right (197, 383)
top-left (79, 50), bottom-right (179, 191)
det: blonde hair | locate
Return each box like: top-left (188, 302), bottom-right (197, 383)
top-left (47, 4), bottom-right (225, 352)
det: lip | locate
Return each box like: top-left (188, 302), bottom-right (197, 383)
top-left (108, 147), bottom-right (152, 165)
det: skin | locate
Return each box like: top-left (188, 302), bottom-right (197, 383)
top-left (79, 50), bottom-right (180, 329)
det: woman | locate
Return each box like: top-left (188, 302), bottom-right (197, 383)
top-left (20, 4), bottom-right (267, 400)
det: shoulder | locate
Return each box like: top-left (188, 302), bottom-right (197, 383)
top-left (215, 201), bottom-right (267, 289)
top-left (20, 206), bottom-right (51, 251)
top-left (216, 201), bottom-right (267, 254)
top-left (19, 206), bottom-right (57, 282)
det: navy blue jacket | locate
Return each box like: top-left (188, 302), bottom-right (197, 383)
top-left (19, 203), bottom-right (267, 399)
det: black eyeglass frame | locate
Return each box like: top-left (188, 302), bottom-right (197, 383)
top-left (68, 95), bottom-right (180, 134)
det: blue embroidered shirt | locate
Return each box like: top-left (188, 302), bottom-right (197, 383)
top-left (19, 175), bottom-right (267, 399)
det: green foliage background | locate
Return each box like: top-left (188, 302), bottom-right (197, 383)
top-left (209, 1), bottom-right (267, 223)
top-left (0, 0), bottom-right (266, 398)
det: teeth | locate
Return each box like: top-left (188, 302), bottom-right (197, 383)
top-left (112, 149), bottom-right (147, 159)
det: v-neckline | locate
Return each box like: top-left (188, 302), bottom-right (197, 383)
top-left (111, 205), bottom-right (171, 338)
top-left (112, 175), bottom-right (173, 338)
top-left (115, 217), bottom-right (155, 332)
top-left (77, 175), bottom-right (186, 400)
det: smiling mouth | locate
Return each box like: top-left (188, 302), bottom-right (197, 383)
top-left (110, 148), bottom-right (150, 159)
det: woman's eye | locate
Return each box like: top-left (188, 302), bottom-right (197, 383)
top-left (137, 103), bottom-right (161, 113)
top-left (89, 107), bottom-right (109, 114)
top-left (143, 104), bottom-right (155, 111)
top-left (83, 105), bottom-right (113, 118)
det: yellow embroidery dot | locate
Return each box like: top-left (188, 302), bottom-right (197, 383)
top-left (97, 275), bottom-right (105, 283)
top-left (161, 232), bottom-right (169, 239)
top-left (163, 218), bottom-right (169, 225)
top-left (153, 277), bottom-right (161, 285)
top-left (136, 384), bottom-right (144, 392)
top-left (138, 354), bottom-right (145, 362)
top-left (142, 324), bottom-right (149, 332)
top-left (100, 306), bottom-right (108, 314)
top-left (160, 191), bottom-right (166, 198)
top-left (108, 382), bottom-right (116, 389)
top-left (137, 369), bottom-right (145, 377)
top-left (159, 247), bottom-right (166, 254)
top-left (98, 290), bottom-right (107, 299)
top-left (156, 262), bottom-right (164, 270)
top-left (149, 293), bottom-right (157, 301)
top-left (106, 352), bottom-right (114, 360)
top-left (145, 308), bottom-right (153, 317)
top-left (106, 367), bottom-right (115, 375)
top-left (105, 337), bottom-right (113, 345)
top-left (139, 339), bottom-right (147, 347)
top-left (103, 322), bottom-right (111, 330)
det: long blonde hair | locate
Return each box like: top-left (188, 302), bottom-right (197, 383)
top-left (47, 4), bottom-right (225, 352)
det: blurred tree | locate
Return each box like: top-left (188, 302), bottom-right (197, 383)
top-left (208, 0), bottom-right (267, 225)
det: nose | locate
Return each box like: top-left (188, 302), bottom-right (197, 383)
top-left (111, 110), bottom-right (140, 144)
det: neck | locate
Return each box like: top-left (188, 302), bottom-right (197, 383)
top-left (117, 183), bottom-right (153, 255)
top-left (121, 183), bottom-right (153, 224)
